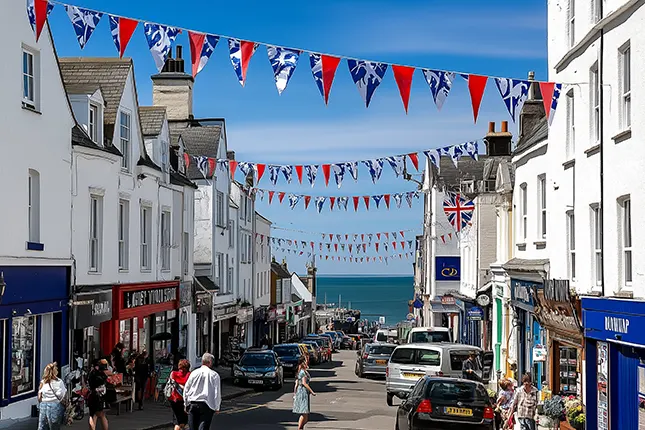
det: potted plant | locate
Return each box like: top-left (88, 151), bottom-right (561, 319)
top-left (564, 396), bottom-right (584, 430)
top-left (541, 396), bottom-right (566, 429)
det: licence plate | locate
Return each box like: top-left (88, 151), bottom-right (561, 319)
top-left (376, 360), bottom-right (387, 365)
top-left (444, 407), bottom-right (473, 416)
top-left (403, 373), bottom-right (422, 379)
top-left (283, 363), bottom-right (293, 367)
top-left (248, 380), bottom-right (263, 385)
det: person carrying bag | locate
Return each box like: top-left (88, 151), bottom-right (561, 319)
top-left (38, 362), bottom-right (69, 429)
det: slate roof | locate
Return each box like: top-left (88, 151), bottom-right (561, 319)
top-left (514, 116), bottom-right (548, 155)
top-left (71, 124), bottom-right (122, 156)
top-left (169, 120), bottom-right (221, 180)
top-left (196, 276), bottom-right (218, 292)
top-left (139, 106), bottom-right (167, 137)
top-left (170, 171), bottom-right (198, 189)
top-left (59, 57), bottom-right (132, 126)
top-left (271, 261), bottom-right (291, 278)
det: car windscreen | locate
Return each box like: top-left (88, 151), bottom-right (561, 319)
top-left (390, 348), bottom-right (440, 366)
top-left (239, 353), bottom-right (275, 367)
top-left (369, 345), bottom-right (396, 355)
top-left (410, 331), bottom-right (451, 343)
top-left (273, 346), bottom-right (299, 357)
top-left (376, 332), bottom-right (388, 342)
top-left (426, 381), bottom-right (488, 403)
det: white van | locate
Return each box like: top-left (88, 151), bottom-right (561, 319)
top-left (405, 326), bottom-right (452, 344)
top-left (385, 343), bottom-right (493, 406)
top-left (374, 329), bottom-right (390, 343)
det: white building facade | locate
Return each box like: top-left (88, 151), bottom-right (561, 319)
top-left (253, 212), bottom-right (272, 345)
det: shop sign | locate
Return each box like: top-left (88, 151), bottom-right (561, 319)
top-left (441, 296), bottom-right (456, 306)
top-left (435, 256), bottom-right (461, 281)
top-left (535, 279), bottom-right (582, 339)
top-left (267, 308), bottom-right (277, 321)
top-left (123, 287), bottom-right (176, 309)
top-left (510, 279), bottom-right (539, 311)
top-left (75, 291), bottom-right (113, 327)
top-left (237, 307), bottom-right (253, 324)
top-left (532, 344), bottom-right (547, 362)
top-left (276, 305), bottom-right (286, 321)
top-left (179, 282), bottom-right (192, 308)
top-left (213, 304), bottom-right (238, 322)
top-left (467, 306), bottom-right (484, 321)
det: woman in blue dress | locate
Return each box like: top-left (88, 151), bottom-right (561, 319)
top-left (293, 356), bottom-right (316, 429)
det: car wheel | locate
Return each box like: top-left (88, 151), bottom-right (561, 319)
top-left (386, 392), bottom-right (394, 407)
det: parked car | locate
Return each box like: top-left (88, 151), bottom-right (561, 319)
top-left (340, 336), bottom-right (356, 350)
top-left (349, 334), bottom-right (362, 349)
top-left (321, 332), bottom-right (340, 351)
top-left (355, 342), bottom-right (397, 378)
top-left (272, 344), bottom-right (302, 376)
top-left (386, 343), bottom-right (493, 406)
top-left (317, 334), bottom-right (336, 354)
top-left (297, 343), bottom-right (310, 365)
top-left (304, 336), bottom-right (331, 362)
top-left (233, 349), bottom-right (283, 390)
top-left (301, 341), bottom-right (319, 364)
top-left (406, 327), bottom-right (452, 344)
top-left (395, 376), bottom-right (495, 430)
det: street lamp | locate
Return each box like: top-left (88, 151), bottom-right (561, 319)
top-left (0, 272), bottom-right (6, 305)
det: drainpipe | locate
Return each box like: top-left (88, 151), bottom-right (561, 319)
top-left (599, 28), bottom-right (606, 296)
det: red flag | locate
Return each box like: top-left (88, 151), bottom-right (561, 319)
top-left (322, 164), bottom-right (331, 186)
top-left (345, 235), bottom-right (348, 241)
top-left (363, 196), bottom-right (370, 210)
top-left (207, 158), bottom-right (216, 177)
top-left (304, 195), bottom-right (311, 209)
top-left (318, 54), bottom-right (342, 105)
top-left (188, 32), bottom-right (206, 78)
top-left (392, 65), bottom-right (415, 113)
top-left (229, 160), bottom-right (238, 178)
top-left (33, 0), bottom-right (51, 42)
top-left (113, 17), bottom-right (138, 58)
top-left (376, 243), bottom-right (380, 252)
top-left (467, 75), bottom-right (488, 123)
top-left (295, 165), bottom-right (304, 183)
top-left (278, 192), bottom-right (286, 203)
top-left (268, 191), bottom-right (275, 204)
top-left (384, 194), bottom-right (391, 209)
top-left (330, 196), bottom-right (336, 210)
top-left (407, 153), bottom-right (419, 171)
top-left (255, 163), bottom-right (266, 183)
top-left (361, 234), bottom-right (365, 242)
top-left (334, 244), bottom-right (338, 252)
top-left (377, 233), bottom-right (381, 240)
top-left (400, 231), bottom-right (405, 238)
top-left (239, 40), bottom-right (258, 86)
top-left (441, 235), bottom-right (445, 243)
top-left (349, 244), bottom-right (353, 253)
top-left (540, 82), bottom-right (556, 122)
top-left (401, 241), bottom-right (405, 249)
top-left (362, 244), bottom-right (366, 252)
top-left (392, 242), bottom-right (397, 250)
top-left (385, 232), bottom-right (389, 240)
top-left (325, 255), bottom-right (328, 260)
top-left (353, 196), bottom-right (360, 211)
top-left (329, 234), bottom-right (333, 241)
top-left (310, 241), bottom-right (314, 248)
top-left (448, 233), bottom-right (452, 240)
top-left (183, 153), bottom-right (191, 169)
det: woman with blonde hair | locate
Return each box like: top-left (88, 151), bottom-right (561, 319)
top-left (38, 362), bottom-right (67, 430)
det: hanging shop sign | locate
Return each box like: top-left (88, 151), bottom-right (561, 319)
top-left (441, 295), bottom-right (456, 306)
top-left (123, 287), bottom-right (177, 310)
top-left (276, 305), bottom-right (287, 322)
top-left (267, 307), bottom-right (277, 322)
top-left (212, 304), bottom-right (238, 322)
top-left (467, 306), bottom-right (484, 321)
top-left (510, 278), bottom-right (539, 312)
top-left (179, 281), bottom-right (192, 308)
top-left (532, 344), bottom-right (547, 362)
top-left (476, 292), bottom-right (491, 307)
top-left (74, 291), bottom-right (113, 328)
top-left (237, 307), bottom-right (254, 324)
top-left (534, 279), bottom-right (582, 341)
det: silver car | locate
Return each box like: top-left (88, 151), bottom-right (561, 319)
top-left (355, 343), bottom-right (397, 377)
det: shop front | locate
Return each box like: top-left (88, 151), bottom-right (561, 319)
top-left (212, 303), bottom-right (238, 362)
top-left (178, 281), bottom-right (193, 362)
top-left (267, 307), bottom-right (277, 344)
top-left (236, 306), bottom-right (254, 349)
top-left (253, 306), bottom-right (268, 346)
top-left (465, 303), bottom-right (484, 347)
top-left (429, 295), bottom-right (462, 342)
top-left (0, 266), bottom-right (70, 420)
top-left (582, 297), bottom-right (645, 429)
top-left (534, 279), bottom-right (583, 397)
top-left (72, 289), bottom-right (113, 363)
top-left (276, 304), bottom-right (287, 343)
top-left (194, 292), bottom-right (212, 361)
top-left (102, 281), bottom-right (179, 366)
top-left (509, 278), bottom-right (545, 388)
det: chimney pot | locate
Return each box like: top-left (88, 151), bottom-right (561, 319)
top-left (176, 45), bottom-right (183, 59)
top-left (488, 122), bottom-right (495, 133)
top-left (528, 70), bottom-right (535, 81)
top-left (501, 121), bottom-right (508, 132)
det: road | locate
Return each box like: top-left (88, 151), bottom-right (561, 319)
top-left (176, 350), bottom-right (397, 429)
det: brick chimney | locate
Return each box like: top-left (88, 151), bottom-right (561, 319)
top-left (281, 258), bottom-right (288, 272)
top-left (227, 151), bottom-right (236, 161)
top-left (518, 70), bottom-right (546, 140)
top-left (484, 121), bottom-right (512, 156)
top-left (151, 46), bottom-right (194, 121)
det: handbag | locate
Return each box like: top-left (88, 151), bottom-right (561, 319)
top-left (163, 375), bottom-right (175, 399)
top-left (49, 382), bottom-right (73, 426)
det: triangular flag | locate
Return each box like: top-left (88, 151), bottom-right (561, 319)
top-left (144, 23), bottom-right (181, 72)
top-left (441, 235), bottom-right (445, 243)
top-left (278, 192), bottom-right (286, 203)
top-left (375, 243), bottom-right (380, 252)
top-left (189, 32), bottom-right (219, 78)
top-left (108, 15), bottom-right (138, 58)
top-left (329, 196), bottom-right (336, 211)
top-left (228, 38), bottom-right (259, 86)
top-left (363, 196), bottom-right (370, 210)
top-left (310, 53), bottom-right (341, 105)
top-left (183, 153), bottom-right (191, 169)
top-left (347, 60), bottom-right (388, 107)
top-left (466, 74), bottom-right (488, 123)
top-left (384, 194), bottom-right (391, 209)
top-left (268, 191), bottom-right (275, 204)
top-left (267, 46), bottom-right (300, 95)
top-left (304, 195), bottom-right (311, 209)
top-left (422, 70), bottom-right (455, 110)
top-left (407, 153), bottom-right (419, 171)
top-left (229, 160), bottom-right (238, 178)
top-left (540, 82), bottom-right (555, 122)
top-left (65, 5), bottom-right (102, 49)
top-left (254, 164), bottom-right (266, 183)
top-left (392, 65), bottom-right (415, 113)
top-left (392, 242), bottom-right (397, 250)
top-left (28, 0), bottom-right (54, 42)
top-left (295, 165), bottom-right (304, 184)
top-left (400, 231), bottom-right (405, 238)
top-left (322, 164), bottom-right (331, 186)
top-left (494, 78), bottom-right (530, 123)
top-left (353, 196), bottom-right (360, 212)
top-left (377, 233), bottom-right (381, 240)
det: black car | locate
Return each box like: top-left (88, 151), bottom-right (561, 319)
top-left (233, 350), bottom-right (284, 390)
top-left (395, 376), bottom-right (495, 430)
top-left (272, 343), bottom-right (302, 376)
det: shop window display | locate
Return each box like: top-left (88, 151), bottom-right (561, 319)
top-left (11, 316), bottom-right (35, 396)
top-left (559, 347), bottom-right (578, 395)
top-left (120, 319), bottom-right (131, 349)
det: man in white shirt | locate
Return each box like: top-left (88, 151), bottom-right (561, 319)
top-left (184, 353), bottom-right (221, 430)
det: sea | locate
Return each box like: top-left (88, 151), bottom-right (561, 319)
top-left (316, 275), bottom-right (413, 326)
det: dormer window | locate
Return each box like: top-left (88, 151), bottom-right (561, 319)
top-left (89, 103), bottom-right (99, 142)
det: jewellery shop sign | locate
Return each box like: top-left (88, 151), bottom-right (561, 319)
top-left (123, 287), bottom-right (176, 309)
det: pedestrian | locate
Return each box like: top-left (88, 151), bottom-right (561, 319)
top-left (169, 359), bottom-right (191, 430)
top-left (87, 359), bottom-right (110, 430)
top-left (496, 378), bottom-right (516, 429)
top-left (184, 353), bottom-right (221, 430)
top-left (134, 351), bottom-right (151, 410)
top-left (110, 342), bottom-right (126, 374)
top-left (462, 351), bottom-right (482, 382)
top-left (293, 356), bottom-right (316, 430)
top-left (37, 362), bottom-right (67, 430)
top-left (509, 373), bottom-right (539, 430)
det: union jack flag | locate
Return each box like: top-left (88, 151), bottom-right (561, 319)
top-left (443, 192), bottom-right (475, 232)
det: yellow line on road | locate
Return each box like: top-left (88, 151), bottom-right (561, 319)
top-left (220, 404), bottom-right (263, 415)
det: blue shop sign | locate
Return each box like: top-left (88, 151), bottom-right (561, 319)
top-left (510, 278), bottom-right (540, 312)
top-left (467, 306), bottom-right (484, 321)
top-left (436, 256), bottom-right (460, 281)
top-left (0, 266), bottom-right (69, 318)
top-left (582, 297), bottom-right (645, 345)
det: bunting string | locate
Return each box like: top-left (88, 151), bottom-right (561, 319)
top-left (270, 225), bottom-right (421, 236)
top-left (32, 0), bottom-right (563, 124)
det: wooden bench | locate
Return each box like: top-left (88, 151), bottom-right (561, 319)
top-left (110, 381), bottom-right (135, 415)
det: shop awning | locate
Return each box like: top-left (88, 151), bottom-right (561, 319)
top-left (291, 274), bottom-right (313, 302)
top-left (502, 258), bottom-right (549, 282)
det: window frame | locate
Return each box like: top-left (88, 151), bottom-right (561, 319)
top-left (161, 210), bottom-right (171, 271)
top-left (182, 231), bottom-right (189, 275)
top-left (11, 316), bottom-right (36, 397)
top-left (120, 111), bottom-right (132, 172)
top-left (89, 195), bottom-right (103, 273)
top-left (118, 199), bottom-right (129, 271)
top-left (228, 220), bottom-right (235, 248)
top-left (567, 211), bottom-right (576, 281)
top-left (591, 204), bottom-right (603, 287)
top-left (620, 44), bottom-right (631, 130)
top-left (520, 183), bottom-right (528, 242)
top-left (28, 169), bottom-right (40, 244)
top-left (621, 198), bottom-right (632, 286)
top-left (590, 63), bottom-right (600, 143)
top-left (140, 205), bottom-right (152, 271)
top-left (89, 103), bottom-right (99, 143)
top-left (215, 252), bottom-right (225, 286)
top-left (538, 175), bottom-right (547, 239)
top-left (22, 48), bottom-right (36, 108)
top-left (567, 0), bottom-right (575, 48)
top-left (591, 0), bottom-right (602, 23)
top-left (216, 191), bottom-right (225, 227)
top-left (566, 89), bottom-right (575, 159)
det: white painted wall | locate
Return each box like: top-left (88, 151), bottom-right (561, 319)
top-left (255, 213), bottom-right (272, 307)
top-left (548, 0), bottom-right (645, 296)
top-left (231, 182), bottom-right (253, 304)
top-left (0, 5), bottom-right (74, 267)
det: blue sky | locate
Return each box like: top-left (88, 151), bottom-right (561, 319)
top-left (47, 0), bottom-right (548, 276)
